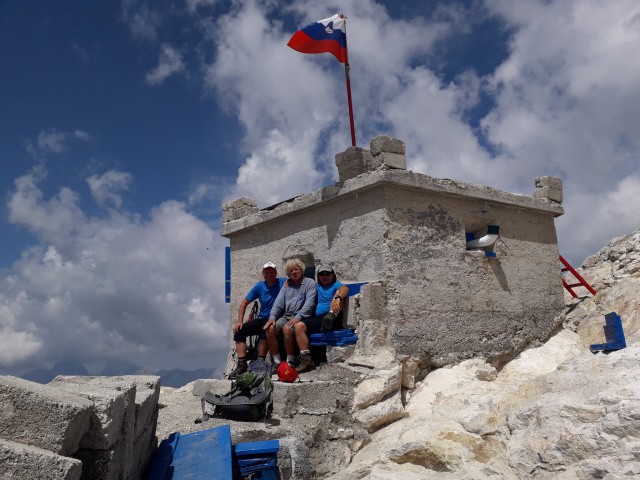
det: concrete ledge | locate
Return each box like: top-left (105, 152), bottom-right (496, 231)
top-left (222, 168), bottom-right (564, 236)
top-left (0, 437), bottom-right (82, 480)
top-left (0, 376), bottom-right (93, 456)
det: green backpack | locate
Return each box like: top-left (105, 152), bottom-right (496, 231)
top-left (200, 371), bottom-right (273, 423)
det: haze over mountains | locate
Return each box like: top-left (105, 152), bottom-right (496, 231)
top-left (20, 360), bottom-right (218, 388)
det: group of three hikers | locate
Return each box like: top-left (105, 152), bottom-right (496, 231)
top-left (230, 258), bottom-right (349, 378)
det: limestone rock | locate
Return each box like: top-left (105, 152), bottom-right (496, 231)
top-left (352, 389), bottom-right (407, 432)
top-left (400, 356), bottom-right (421, 389)
top-left (352, 365), bottom-right (401, 410)
top-left (0, 438), bottom-right (82, 480)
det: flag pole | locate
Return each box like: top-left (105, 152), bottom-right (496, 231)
top-left (342, 14), bottom-right (356, 147)
top-left (345, 62), bottom-right (356, 146)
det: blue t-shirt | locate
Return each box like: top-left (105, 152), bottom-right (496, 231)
top-left (246, 278), bottom-right (286, 318)
top-left (315, 281), bottom-right (344, 316)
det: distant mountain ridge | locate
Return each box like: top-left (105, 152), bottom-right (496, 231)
top-left (21, 360), bottom-right (218, 388)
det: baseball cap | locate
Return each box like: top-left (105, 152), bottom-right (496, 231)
top-left (317, 264), bottom-right (334, 274)
top-left (262, 262), bottom-right (277, 271)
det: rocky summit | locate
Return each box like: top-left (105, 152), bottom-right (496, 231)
top-left (159, 228), bottom-right (640, 479)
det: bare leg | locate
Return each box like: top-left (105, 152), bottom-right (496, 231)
top-left (258, 339), bottom-right (269, 357)
top-left (295, 323), bottom-right (309, 351)
top-left (283, 325), bottom-right (297, 355)
top-left (265, 325), bottom-right (280, 359)
top-left (236, 342), bottom-right (247, 357)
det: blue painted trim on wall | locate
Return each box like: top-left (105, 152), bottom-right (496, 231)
top-left (225, 246), bottom-right (231, 303)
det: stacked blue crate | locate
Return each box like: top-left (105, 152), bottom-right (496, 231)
top-left (590, 312), bottom-right (627, 352)
top-left (147, 425), bottom-right (280, 479)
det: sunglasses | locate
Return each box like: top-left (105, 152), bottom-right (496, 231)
top-left (318, 272), bottom-right (333, 276)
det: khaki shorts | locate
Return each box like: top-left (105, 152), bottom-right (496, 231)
top-left (275, 315), bottom-right (295, 332)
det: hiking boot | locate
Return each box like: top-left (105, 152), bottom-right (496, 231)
top-left (295, 353), bottom-right (315, 373)
top-left (270, 362), bottom-right (279, 376)
top-left (321, 312), bottom-right (336, 332)
top-left (228, 359), bottom-right (247, 379)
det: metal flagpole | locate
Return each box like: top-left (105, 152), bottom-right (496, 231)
top-left (342, 15), bottom-right (356, 147)
top-left (345, 62), bottom-right (356, 146)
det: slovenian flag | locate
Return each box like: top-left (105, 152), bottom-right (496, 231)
top-left (287, 14), bottom-right (348, 64)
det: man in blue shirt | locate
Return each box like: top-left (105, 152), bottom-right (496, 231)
top-left (288, 264), bottom-right (349, 373)
top-left (229, 262), bottom-right (285, 378)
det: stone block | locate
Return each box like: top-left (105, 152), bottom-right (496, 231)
top-left (326, 345), bottom-right (357, 363)
top-left (369, 135), bottom-right (405, 156)
top-left (535, 176), bottom-right (562, 190)
top-left (0, 437), bottom-right (82, 480)
top-left (125, 376), bottom-right (161, 438)
top-left (400, 356), bottom-right (420, 389)
top-left (50, 375), bottom-right (159, 480)
top-left (49, 376), bottom-right (131, 451)
top-left (222, 197), bottom-right (258, 222)
top-left (272, 364), bottom-right (361, 418)
top-left (534, 176), bottom-right (563, 202)
top-left (369, 136), bottom-right (407, 170)
top-left (73, 434), bottom-right (128, 480)
top-left (130, 411), bottom-right (158, 480)
top-left (0, 375), bottom-right (93, 456)
top-left (533, 185), bottom-right (563, 203)
top-left (354, 283), bottom-right (388, 355)
top-left (273, 380), bottom-right (346, 417)
top-left (375, 152), bottom-right (407, 170)
top-left (335, 147), bottom-right (369, 182)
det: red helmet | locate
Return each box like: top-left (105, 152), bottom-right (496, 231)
top-left (277, 361), bottom-right (299, 383)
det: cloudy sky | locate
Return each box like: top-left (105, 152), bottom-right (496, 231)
top-left (1, 0), bottom-right (639, 376)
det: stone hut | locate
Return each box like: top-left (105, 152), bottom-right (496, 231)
top-left (221, 136), bottom-right (566, 368)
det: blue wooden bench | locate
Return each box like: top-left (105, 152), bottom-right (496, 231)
top-left (590, 312), bottom-right (627, 352)
top-left (309, 329), bottom-right (358, 347)
top-left (147, 425), bottom-right (279, 479)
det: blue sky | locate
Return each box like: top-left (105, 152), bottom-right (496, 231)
top-left (1, 0), bottom-right (639, 375)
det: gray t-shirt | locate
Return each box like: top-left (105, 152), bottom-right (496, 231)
top-left (269, 277), bottom-right (317, 321)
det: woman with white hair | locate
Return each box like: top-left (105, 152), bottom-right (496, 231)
top-left (263, 258), bottom-right (316, 373)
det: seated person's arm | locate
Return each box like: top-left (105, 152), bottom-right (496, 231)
top-left (330, 285), bottom-right (350, 313)
top-left (234, 298), bottom-right (251, 333)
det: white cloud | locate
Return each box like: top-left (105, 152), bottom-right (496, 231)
top-left (1, 168), bottom-right (230, 372)
top-left (481, 0), bottom-right (640, 261)
top-left (121, 0), bottom-right (162, 42)
top-left (6, 0), bottom-right (640, 373)
top-left (185, 0), bottom-right (220, 14)
top-left (87, 170), bottom-right (132, 208)
top-left (197, 0), bottom-right (640, 266)
top-left (26, 128), bottom-right (90, 158)
top-left (202, 0), bottom-right (452, 205)
top-left (558, 174), bottom-right (640, 265)
top-left (8, 166), bottom-right (86, 253)
top-left (146, 44), bottom-right (186, 85)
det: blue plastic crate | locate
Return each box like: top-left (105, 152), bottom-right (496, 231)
top-left (590, 312), bottom-right (626, 352)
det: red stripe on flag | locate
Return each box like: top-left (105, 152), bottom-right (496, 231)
top-left (287, 31), bottom-right (348, 63)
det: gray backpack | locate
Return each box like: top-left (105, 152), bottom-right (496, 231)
top-left (199, 368), bottom-right (273, 423)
